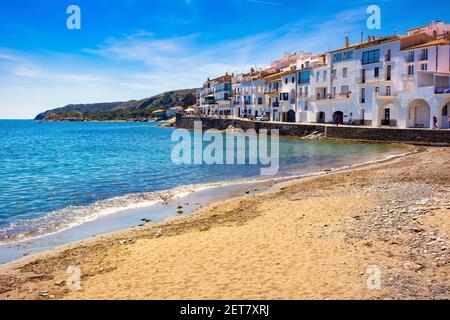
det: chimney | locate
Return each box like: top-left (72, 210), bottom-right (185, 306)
top-left (345, 36), bottom-right (350, 48)
top-left (433, 30), bottom-right (437, 39)
top-left (372, 36), bottom-right (376, 41)
top-left (368, 36), bottom-right (371, 43)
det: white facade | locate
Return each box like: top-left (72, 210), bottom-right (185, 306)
top-left (234, 75), bottom-right (266, 118)
top-left (197, 21), bottom-right (450, 129)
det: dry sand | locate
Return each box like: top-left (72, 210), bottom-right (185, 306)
top-left (0, 146), bottom-right (449, 300)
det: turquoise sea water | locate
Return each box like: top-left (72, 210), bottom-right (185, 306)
top-left (0, 120), bottom-right (400, 243)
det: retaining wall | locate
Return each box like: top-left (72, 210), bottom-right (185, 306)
top-left (176, 115), bottom-right (450, 144)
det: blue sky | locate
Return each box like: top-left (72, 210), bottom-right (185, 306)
top-left (0, 0), bottom-right (448, 118)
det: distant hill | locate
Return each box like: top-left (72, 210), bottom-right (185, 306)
top-left (35, 88), bottom-right (198, 121)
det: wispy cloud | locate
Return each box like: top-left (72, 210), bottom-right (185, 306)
top-left (247, 0), bottom-right (284, 6)
top-left (85, 7), bottom-right (365, 76)
top-left (0, 7), bottom-right (367, 118)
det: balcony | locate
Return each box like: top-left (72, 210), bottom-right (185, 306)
top-left (419, 54), bottom-right (428, 61)
top-left (376, 92), bottom-right (398, 100)
top-left (265, 88), bottom-right (280, 94)
top-left (326, 92), bottom-right (352, 100)
top-left (405, 55), bottom-right (415, 63)
top-left (310, 94), bottom-right (327, 101)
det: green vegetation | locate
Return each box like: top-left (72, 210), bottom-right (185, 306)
top-left (36, 88), bottom-right (198, 121)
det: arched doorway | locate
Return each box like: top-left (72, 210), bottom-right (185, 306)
top-left (316, 112), bottom-right (325, 123)
top-left (441, 103), bottom-right (449, 129)
top-left (333, 111), bottom-right (344, 125)
top-left (407, 99), bottom-right (431, 128)
top-left (287, 110), bottom-right (296, 123)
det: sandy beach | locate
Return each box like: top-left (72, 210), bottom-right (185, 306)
top-left (0, 146), bottom-right (448, 300)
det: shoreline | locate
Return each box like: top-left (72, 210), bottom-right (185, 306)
top-left (2, 145), bottom-right (448, 299)
top-left (0, 142), bottom-right (413, 264)
top-left (0, 148), bottom-right (450, 300)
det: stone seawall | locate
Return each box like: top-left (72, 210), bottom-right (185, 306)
top-left (176, 115), bottom-right (450, 144)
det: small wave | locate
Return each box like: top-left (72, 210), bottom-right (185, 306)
top-left (0, 147), bottom-right (412, 246)
top-left (0, 181), bottom-right (232, 245)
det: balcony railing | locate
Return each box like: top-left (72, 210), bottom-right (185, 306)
top-left (419, 54), bottom-right (428, 61)
top-left (310, 94), bottom-right (327, 101)
top-left (310, 93), bottom-right (351, 101)
top-left (265, 88), bottom-right (280, 94)
top-left (435, 87), bottom-right (450, 94)
top-left (376, 92), bottom-right (398, 99)
top-left (326, 93), bottom-right (352, 100)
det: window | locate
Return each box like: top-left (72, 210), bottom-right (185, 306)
top-left (324, 70), bottom-right (327, 81)
top-left (375, 87), bottom-right (379, 95)
top-left (407, 51), bottom-right (415, 63)
top-left (333, 52), bottom-right (342, 62)
top-left (304, 87), bottom-right (308, 97)
top-left (332, 69), bottom-right (337, 79)
top-left (280, 93), bottom-right (289, 101)
top-left (362, 49), bottom-right (380, 65)
top-left (386, 86), bottom-right (391, 96)
top-left (408, 65), bottom-right (415, 76)
top-left (333, 51), bottom-right (353, 62)
top-left (374, 67), bottom-right (379, 78)
top-left (291, 76), bottom-right (295, 84)
top-left (304, 101), bottom-right (308, 111)
top-left (341, 85), bottom-right (350, 95)
top-left (361, 69), bottom-right (366, 83)
top-left (361, 88), bottom-right (366, 103)
top-left (421, 63), bottom-right (428, 71)
top-left (386, 65), bottom-right (392, 81)
top-left (343, 51), bottom-right (353, 60)
top-left (284, 78), bottom-right (288, 85)
top-left (343, 68), bottom-right (348, 78)
top-left (257, 97), bottom-right (263, 105)
top-left (420, 48), bottom-right (428, 61)
top-left (316, 72), bottom-right (320, 80)
top-left (298, 87), bottom-right (303, 97)
top-left (386, 49), bottom-right (391, 62)
top-left (298, 70), bottom-right (311, 85)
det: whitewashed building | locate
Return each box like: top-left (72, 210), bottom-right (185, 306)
top-left (233, 71), bottom-right (267, 118)
top-left (197, 21), bottom-right (450, 129)
top-left (197, 74), bottom-right (234, 116)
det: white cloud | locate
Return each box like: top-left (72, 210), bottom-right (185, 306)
top-left (0, 7), bottom-right (367, 119)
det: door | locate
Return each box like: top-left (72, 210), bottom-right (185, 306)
top-left (287, 110), bottom-right (296, 123)
top-left (317, 112), bottom-right (325, 123)
top-left (384, 108), bottom-right (390, 125)
top-left (442, 105), bottom-right (448, 129)
top-left (334, 111), bottom-right (344, 125)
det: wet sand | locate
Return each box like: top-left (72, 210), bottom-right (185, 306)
top-left (0, 146), bottom-right (449, 300)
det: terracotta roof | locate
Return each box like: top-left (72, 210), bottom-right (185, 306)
top-left (262, 71), bottom-right (286, 81)
top-left (328, 35), bottom-right (401, 53)
top-left (401, 38), bottom-right (450, 50)
top-left (211, 74), bottom-right (233, 83)
top-left (328, 42), bottom-right (361, 53)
